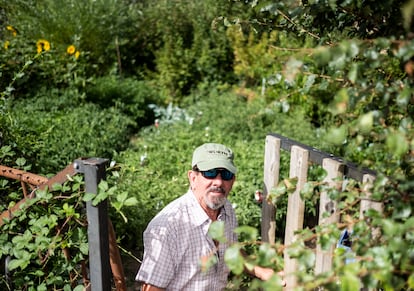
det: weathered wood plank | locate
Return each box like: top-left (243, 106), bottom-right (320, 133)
top-left (315, 158), bottom-right (344, 274)
top-left (284, 145), bottom-right (309, 289)
top-left (262, 135), bottom-right (280, 243)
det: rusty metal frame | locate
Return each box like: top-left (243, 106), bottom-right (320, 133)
top-left (0, 163), bottom-right (76, 226)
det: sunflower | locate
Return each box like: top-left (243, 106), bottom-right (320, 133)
top-left (6, 25), bottom-right (17, 37)
top-left (4, 40), bottom-right (10, 49)
top-left (36, 39), bottom-right (51, 53)
top-left (67, 45), bottom-right (76, 55)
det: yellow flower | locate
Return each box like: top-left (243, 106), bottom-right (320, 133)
top-left (36, 39), bottom-right (51, 53)
top-left (67, 45), bottom-right (76, 55)
top-left (6, 25), bottom-right (17, 37)
top-left (4, 40), bottom-right (10, 49)
top-left (75, 51), bottom-right (80, 59)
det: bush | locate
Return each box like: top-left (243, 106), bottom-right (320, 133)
top-left (6, 90), bottom-right (135, 174)
top-left (85, 76), bottom-right (163, 130)
top-left (1, 0), bottom-right (143, 77)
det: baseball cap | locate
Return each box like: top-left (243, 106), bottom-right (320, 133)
top-left (192, 143), bottom-right (237, 174)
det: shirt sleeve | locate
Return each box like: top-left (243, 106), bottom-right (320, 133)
top-left (135, 218), bottom-right (177, 288)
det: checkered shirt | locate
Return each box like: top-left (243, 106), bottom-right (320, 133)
top-left (136, 190), bottom-right (238, 291)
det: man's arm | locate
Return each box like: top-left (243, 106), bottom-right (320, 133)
top-left (141, 283), bottom-right (166, 291)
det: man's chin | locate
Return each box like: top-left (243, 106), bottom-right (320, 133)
top-left (206, 198), bottom-right (226, 210)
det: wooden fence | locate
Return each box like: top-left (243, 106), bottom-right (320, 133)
top-left (0, 158), bottom-right (126, 291)
top-left (261, 133), bottom-right (383, 289)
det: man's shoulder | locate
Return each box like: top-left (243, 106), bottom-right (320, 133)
top-left (148, 192), bottom-right (193, 224)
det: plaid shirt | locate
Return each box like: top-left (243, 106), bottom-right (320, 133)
top-left (136, 190), bottom-right (238, 291)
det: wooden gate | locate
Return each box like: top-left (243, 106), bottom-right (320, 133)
top-left (261, 133), bottom-right (383, 289)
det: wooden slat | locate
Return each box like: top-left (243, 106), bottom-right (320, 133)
top-left (284, 146), bottom-right (309, 289)
top-left (268, 133), bottom-right (376, 182)
top-left (315, 158), bottom-right (344, 274)
top-left (360, 174), bottom-right (382, 240)
top-left (261, 135), bottom-right (280, 243)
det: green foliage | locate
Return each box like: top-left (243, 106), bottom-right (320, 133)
top-left (85, 76), bottom-right (163, 128)
top-left (0, 25), bottom-right (88, 99)
top-left (0, 150), bottom-right (136, 289)
top-left (1, 0), bottom-right (413, 289)
top-left (138, 0), bottom-right (237, 99)
top-left (0, 176), bottom-right (88, 290)
top-left (1, 0), bottom-right (143, 77)
top-left (6, 91), bottom-right (134, 174)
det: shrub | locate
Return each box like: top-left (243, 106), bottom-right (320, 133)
top-left (6, 90), bottom-right (135, 174)
top-left (85, 76), bottom-right (163, 129)
top-left (1, 0), bottom-right (143, 77)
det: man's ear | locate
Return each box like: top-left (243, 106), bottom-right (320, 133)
top-left (188, 170), bottom-right (196, 189)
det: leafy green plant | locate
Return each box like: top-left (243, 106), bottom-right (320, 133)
top-left (1, 0), bottom-right (143, 77)
top-left (6, 92), bottom-right (134, 174)
top-left (0, 155), bottom-right (136, 290)
top-left (85, 76), bottom-right (163, 129)
top-left (0, 174), bottom-right (88, 290)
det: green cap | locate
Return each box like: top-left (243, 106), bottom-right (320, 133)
top-left (192, 143), bottom-right (237, 174)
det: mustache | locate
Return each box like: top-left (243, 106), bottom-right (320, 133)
top-left (208, 187), bottom-right (225, 194)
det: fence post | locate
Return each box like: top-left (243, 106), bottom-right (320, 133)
top-left (315, 158), bottom-right (344, 274)
top-left (360, 174), bottom-right (383, 239)
top-left (284, 146), bottom-right (309, 289)
top-left (262, 135), bottom-right (281, 243)
top-left (74, 158), bottom-right (110, 291)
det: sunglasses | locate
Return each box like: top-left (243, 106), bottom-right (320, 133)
top-left (198, 168), bottom-right (235, 181)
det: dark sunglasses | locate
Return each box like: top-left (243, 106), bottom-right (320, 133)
top-left (198, 168), bottom-right (234, 181)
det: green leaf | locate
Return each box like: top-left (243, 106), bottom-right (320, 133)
top-left (392, 202), bottom-right (412, 219)
top-left (117, 191), bottom-right (128, 202)
top-left (408, 273), bottom-right (414, 288)
top-left (386, 132), bottom-right (409, 158)
top-left (80, 242), bottom-right (89, 255)
top-left (329, 88), bottom-right (349, 115)
top-left (224, 244), bottom-right (244, 275)
top-left (208, 221), bottom-right (226, 243)
top-left (8, 257), bottom-right (30, 271)
top-left (325, 125), bottom-right (348, 146)
top-left (347, 63), bottom-right (358, 84)
top-left (234, 225), bottom-right (258, 241)
top-left (16, 157), bottom-right (26, 167)
top-left (82, 192), bottom-right (96, 202)
top-left (357, 112), bottom-right (373, 134)
top-left (258, 243), bottom-right (277, 267)
top-left (261, 273), bottom-right (284, 291)
top-left (98, 180), bottom-right (109, 191)
top-left (124, 197), bottom-right (138, 206)
top-left (340, 271), bottom-right (361, 291)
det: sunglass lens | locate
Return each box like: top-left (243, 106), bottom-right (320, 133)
top-left (220, 170), bottom-right (234, 180)
top-left (201, 169), bottom-right (234, 180)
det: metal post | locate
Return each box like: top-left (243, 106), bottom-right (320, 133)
top-left (74, 158), bottom-right (110, 291)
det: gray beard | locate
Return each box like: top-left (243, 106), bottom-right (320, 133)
top-left (205, 196), bottom-right (226, 210)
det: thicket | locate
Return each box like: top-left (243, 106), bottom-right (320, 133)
top-left (0, 0), bottom-right (413, 290)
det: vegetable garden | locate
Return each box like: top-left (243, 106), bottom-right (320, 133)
top-left (1, 0), bottom-right (413, 290)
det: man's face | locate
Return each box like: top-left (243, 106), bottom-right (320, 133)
top-left (188, 168), bottom-right (235, 210)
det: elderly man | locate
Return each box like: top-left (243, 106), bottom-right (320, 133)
top-left (136, 143), bottom-right (275, 291)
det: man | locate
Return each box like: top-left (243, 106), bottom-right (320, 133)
top-left (136, 143), bottom-right (275, 291)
